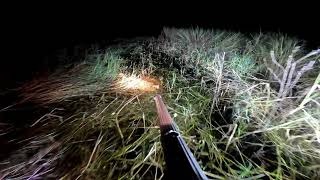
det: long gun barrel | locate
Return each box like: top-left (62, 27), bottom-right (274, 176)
top-left (154, 94), bottom-right (208, 180)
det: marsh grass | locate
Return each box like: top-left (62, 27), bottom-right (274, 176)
top-left (1, 27), bottom-right (319, 179)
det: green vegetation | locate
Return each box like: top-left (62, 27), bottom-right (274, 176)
top-left (1, 28), bottom-right (319, 179)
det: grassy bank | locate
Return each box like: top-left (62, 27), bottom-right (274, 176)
top-left (1, 28), bottom-right (319, 179)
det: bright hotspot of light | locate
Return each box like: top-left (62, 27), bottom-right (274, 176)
top-left (117, 73), bottom-right (160, 92)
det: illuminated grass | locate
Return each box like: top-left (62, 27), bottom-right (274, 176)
top-left (1, 27), bottom-right (319, 179)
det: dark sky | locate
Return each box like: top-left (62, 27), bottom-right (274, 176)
top-left (2, 3), bottom-right (319, 88)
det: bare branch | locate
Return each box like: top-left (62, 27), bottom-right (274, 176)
top-left (281, 62), bottom-right (296, 98)
top-left (278, 55), bottom-right (293, 97)
top-left (291, 61), bottom-right (315, 89)
top-left (270, 50), bottom-right (284, 71)
top-left (295, 49), bottom-right (320, 64)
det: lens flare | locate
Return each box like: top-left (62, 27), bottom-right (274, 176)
top-left (116, 73), bottom-right (160, 93)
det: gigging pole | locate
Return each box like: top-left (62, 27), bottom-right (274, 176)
top-left (154, 94), bottom-right (208, 180)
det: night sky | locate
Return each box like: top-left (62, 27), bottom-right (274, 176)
top-left (2, 4), bottom-right (319, 89)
